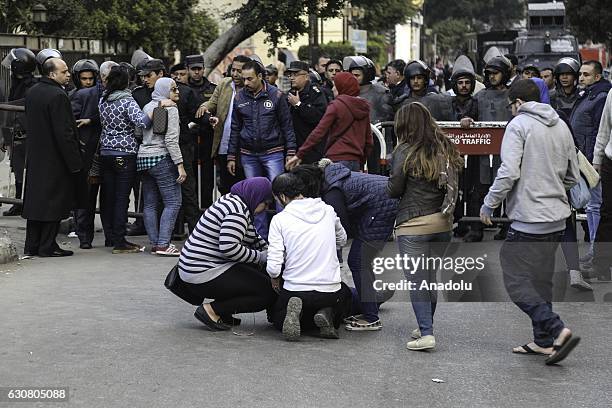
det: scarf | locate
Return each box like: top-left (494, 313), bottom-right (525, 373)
top-left (230, 177), bottom-right (272, 215)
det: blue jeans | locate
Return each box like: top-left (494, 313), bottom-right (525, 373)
top-left (500, 227), bottom-right (565, 348)
top-left (240, 152), bottom-right (285, 240)
top-left (142, 157), bottom-right (182, 247)
top-left (585, 182), bottom-right (602, 257)
top-left (347, 239), bottom-right (382, 323)
top-left (101, 155), bottom-right (136, 248)
top-left (398, 232), bottom-right (451, 336)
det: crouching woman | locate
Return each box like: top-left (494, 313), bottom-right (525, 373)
top-left (267, 173), bottom-right (352, 341)
top-left (178, 177), bottom-right (277, 331)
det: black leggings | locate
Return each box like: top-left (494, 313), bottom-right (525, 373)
top-left (271, 283), bottom-right (352, 331)
top-left (187, 263), bottom-right (277, 316)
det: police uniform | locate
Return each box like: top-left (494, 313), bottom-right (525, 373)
top-left (288, 80), bottom-right (328, 164)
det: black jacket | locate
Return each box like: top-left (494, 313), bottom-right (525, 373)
top-left (187, 78), bottom-right (216, 141)
top-left (23, 77), bottom-right (86, 221)
top-left (70, 83), bottom-right (102, 169)
top-left (289, 81), bottom-right (328, 163)
top-left (387, 144), bottom-right (445, 225)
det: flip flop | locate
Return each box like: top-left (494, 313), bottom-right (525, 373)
top-left (512, 344), bottom-right (550, 356)
top-left (545, 334), bottom-right (581, 365)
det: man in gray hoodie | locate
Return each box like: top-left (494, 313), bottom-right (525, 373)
top-left (480, 79), bottom-right (581, 365)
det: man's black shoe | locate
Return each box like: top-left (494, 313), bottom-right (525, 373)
top-left (39, 249), bottom-right (74, 257)
top-left (24, 250), bottom-right (38, 256)
top-left (3, 205), bottom-right (22, 216)
top-left (79, 242), bottom-right (92, 249)
top-left (125, 225), bottom-right (146, 236)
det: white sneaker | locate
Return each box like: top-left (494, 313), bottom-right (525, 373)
top-left (411, 328), bottom-right (421, 339)
top-left (156, 244), bottom-right (180, 257)
top-left (407, 335), bottom-right (435, 351)
top-left (569, 270), bottom-right (593, 291)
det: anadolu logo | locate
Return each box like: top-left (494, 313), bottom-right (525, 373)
top-left (263, 100), bottom-right (273, 109)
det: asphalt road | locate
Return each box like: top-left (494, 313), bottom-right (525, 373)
top-left (0, 214), bottom-right (610, 408)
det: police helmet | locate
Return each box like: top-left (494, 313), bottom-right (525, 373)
top-left (342, 56), bottom-right (376, 83)
top-left (71, 59), bottom-right (99, 87)
top-left (554, 57), bottom-right (580, 77)
top-left (1, 48), bottom-right (36, 75)
top-left (404, 60), bottom-right (431, 80)
top-left (484, 55), bottom-right (512, 84)
top-left (35, 48), bottom-right (62, 69)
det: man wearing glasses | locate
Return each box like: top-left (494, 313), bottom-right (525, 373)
top-left (285, 61), bottom-right (328, 164)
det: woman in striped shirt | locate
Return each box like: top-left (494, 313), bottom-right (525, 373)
top-left (178, 177), bottom-right (277, 331)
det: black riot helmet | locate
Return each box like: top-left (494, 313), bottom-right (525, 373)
top-left (554, 57), bottom-right (580, 77)
top-left (343, 56), bottom-right (376, 83)
top-left (404, 59), bottom-right (431, 80)
top-left (1, 48), bottom-right (36, 75)
top-left (35, 48), bottom-right (62, 71)
top-left (484, 55), bottom-right (512, 85)
top-left (72, 59), bottom-right (99, 88)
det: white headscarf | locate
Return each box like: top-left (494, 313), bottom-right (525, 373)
top-left (152, 77), bottom-right (175, 101)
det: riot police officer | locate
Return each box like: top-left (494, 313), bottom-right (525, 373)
top-left (551, 57), bottom-right (580, 118)
top-left (1, 48), bottom-right (37, 216)
top-left (392, 59), bottom-right (439, 112)
top-left (184, 54), bottom-right (216, 209)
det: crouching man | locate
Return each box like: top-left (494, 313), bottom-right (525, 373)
top-left (267, 173), bottom-right (352, 341)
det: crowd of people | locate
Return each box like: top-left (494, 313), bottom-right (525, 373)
top-left (3, 44), bottom-right (611, 367)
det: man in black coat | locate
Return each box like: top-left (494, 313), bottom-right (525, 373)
top-left (285, 61), bottom-right (328, 164)
top-left (23, 58), bottom-right (85, 257)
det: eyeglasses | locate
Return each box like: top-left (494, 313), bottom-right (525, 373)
top-left (506, 99), bottom-right (518, 108)
top-left (288, 72), bottom-right (307, 78)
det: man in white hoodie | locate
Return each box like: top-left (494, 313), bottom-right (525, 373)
top-left (480, 79), bottom-right (581, 366)
top-left (267, 173), bottom-right (351, 341)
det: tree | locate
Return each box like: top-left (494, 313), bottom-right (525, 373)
top-left (351, 0), bottom-right (418, 32)
top-left (566, 0), bottom-right (612, 49)
top-left (432, 18), bottom-right (472, 58)
top-left (0, 0), bottom-right (217, 55)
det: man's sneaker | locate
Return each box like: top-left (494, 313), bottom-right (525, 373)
top-left (156, 244), bottom-right (180, 257)
top-left (345, 319), bottom-right (382, 331)
top-left (407, 335), bottom-right (435, 351)
top-left (282, 297), bottom-right (302, 341)
top-left (411, 328), bottom-right (421, 339)
top-left (343, 314), bottom-right (364, 324)
top-left (314, 307), bottom-right (339, 339)
top-left (569, 270), bottom-right (593, 291)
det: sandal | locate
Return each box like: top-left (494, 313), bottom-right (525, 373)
top-left (545, 334), bottom-right (581, 365)
top-left (512, 344), bottom-right (551, 356)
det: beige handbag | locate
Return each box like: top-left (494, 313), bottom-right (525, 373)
top-left (577, 150), bottom-right (600, 189)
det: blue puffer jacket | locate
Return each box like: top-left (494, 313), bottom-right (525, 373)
top-left (323, 163), bottom-right (398, 242)
top-left (228, 82), bottom-right (296, 159)
top-left (570, 80), bottom-right (612, 162)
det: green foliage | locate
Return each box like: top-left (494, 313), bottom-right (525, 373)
top-left (423, 0), bottom-right (524, 30)
top-left (432, 18), bottom-right (471, 56)
top-left (298, 41), bottom-right (355, 63)
top-left (351, 0), bottom-right (418, 32)
top-left (0, 0), bottom-right (218, 54)
top-left (566, 0), bottom-right (612, 48)
top-left (365, 34), bottom-right (388, 66)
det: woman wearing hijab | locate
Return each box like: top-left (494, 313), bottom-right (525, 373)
top-left (138, 78), bottom-right (187, 256)
top-left (178, 177), bottom-right (277, 331)
top-left (286, 72), bottom-right (373, 172)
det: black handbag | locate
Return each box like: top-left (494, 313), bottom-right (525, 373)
top-left (152, 102), bottom-right (168, 135)
top-left (164, 264), bottom-right (205, 305)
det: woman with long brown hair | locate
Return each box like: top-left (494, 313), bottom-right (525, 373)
top-left (387, 102), bottom-right (462, 351)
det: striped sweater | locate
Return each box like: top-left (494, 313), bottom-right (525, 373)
top-left (178, 194), bottom-right (267, 284)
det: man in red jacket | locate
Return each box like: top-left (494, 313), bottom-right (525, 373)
top-left (286, 72), bottom-right (372, 171)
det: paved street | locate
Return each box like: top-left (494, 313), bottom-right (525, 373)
top-left (0, 210), bottom-right (610, 408)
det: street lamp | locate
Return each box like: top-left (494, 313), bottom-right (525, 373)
top-left (32, 3), bottom-right (48, 36)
